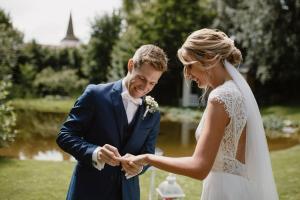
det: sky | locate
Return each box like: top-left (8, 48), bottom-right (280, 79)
top-left (0, 0), bottom-right (121, 45)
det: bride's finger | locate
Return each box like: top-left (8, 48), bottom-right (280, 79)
top-left (115, 157), bottom-right (129, 162)
top-left (128, 160), bottom-right (142, 168)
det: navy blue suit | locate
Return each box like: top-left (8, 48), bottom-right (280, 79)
top-left (57, 80), bottom-right (160, 200)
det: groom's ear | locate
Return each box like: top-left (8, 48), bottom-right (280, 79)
top-left (127, 59), bottom-right (134, 73)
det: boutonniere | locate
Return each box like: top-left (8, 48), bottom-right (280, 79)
top-left (143, 96), bottom-right (159, 119)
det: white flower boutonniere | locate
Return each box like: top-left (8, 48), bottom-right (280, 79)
top-left (143, 96), bottom-right (159, 119)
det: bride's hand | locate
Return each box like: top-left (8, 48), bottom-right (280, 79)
top-left (117, 154), bottom-right (149, 166)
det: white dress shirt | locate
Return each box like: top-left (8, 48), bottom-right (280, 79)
top-left (92, 79), bottom-right (143, 178)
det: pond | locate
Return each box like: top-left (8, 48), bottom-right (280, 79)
top-left (1, 109), bottom-right (300, 161)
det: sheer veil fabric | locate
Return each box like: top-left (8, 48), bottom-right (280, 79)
top-left (224, 60), bottom-right (279, 200)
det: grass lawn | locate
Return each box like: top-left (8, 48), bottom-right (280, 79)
top-left (10, 98), bottom-right (75, 113)
top-left (1, 145), bottom-right (300, 200)
top-left (11, 98), bottom-right (300, 122)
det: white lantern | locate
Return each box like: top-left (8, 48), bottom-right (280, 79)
top-left (156, 173), bottom-right (185, 199)
top-left (148, 147), bottom-right (164, 200)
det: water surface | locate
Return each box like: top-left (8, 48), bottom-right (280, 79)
top-left (0, 121), bottom-right (299, 161)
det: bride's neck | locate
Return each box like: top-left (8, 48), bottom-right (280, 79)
top-left (209, 64), bottom-right (232, 88)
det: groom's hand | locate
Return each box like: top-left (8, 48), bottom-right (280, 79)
top-left (98, 144), bottom-right (121, 166)
top-left (120, 154), bottom-right (143, 177)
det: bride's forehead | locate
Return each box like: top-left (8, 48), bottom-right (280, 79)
top-left (181, 49), bottom-right (192, 59)
top-left (179, 49), bottom-right (197, 66)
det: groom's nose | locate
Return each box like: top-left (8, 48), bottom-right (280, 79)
top-left (143, 82), bottom-right (154, 93)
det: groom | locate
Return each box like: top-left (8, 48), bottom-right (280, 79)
top-left (56, 44), bottom-right (168, 200)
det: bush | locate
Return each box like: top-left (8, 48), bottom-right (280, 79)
top-left (263, 115), bottom-right (299, 138)
top-left (0, 80), bottom-right (17, 147)
top-left (0, 8), bottom-right (23, 81)
top-left (33, 67), bottom-right (88, 97)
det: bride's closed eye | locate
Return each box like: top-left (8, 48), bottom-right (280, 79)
top-left (185, 64), bottom-right (192, 69)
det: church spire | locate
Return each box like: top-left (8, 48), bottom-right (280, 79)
top-left (61, 12), bottom-right (80, 47)
top-left (63, 13), bottom-right (79, 41)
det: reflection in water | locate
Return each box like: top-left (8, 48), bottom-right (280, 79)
top-left (19, 149), bottom-right (76, 161)
top-left (0, 137), bottom-right (74, 161)
top-left (181, 122), bottom-right (197, 147)
top-left (19, 152), bottom-right (26, 160)
top-left (33, 150), bottom-right (63, 161)
top-left (0, 121), bottom-right (299, 161)
top-left (18, 150), bottom-right (66, 161)
top-left (156, 121), bottom-right (300, 157)
top-left (157, 121), bottom-right (198, 156)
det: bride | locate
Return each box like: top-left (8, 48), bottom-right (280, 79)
top-left (118, 28), bottom-right (279, 199)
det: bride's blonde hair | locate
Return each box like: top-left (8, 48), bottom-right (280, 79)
top-left (177, 28), bottom-right (243, 103)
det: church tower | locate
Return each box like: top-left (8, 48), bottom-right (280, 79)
top-left (61, 13), bottom-right (80, 47)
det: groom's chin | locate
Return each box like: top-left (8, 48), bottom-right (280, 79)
top-left (132, 90), bottom-right (146, 98)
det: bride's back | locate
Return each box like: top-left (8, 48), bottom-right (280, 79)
top-left (196, 80), bottom-right (247, 177)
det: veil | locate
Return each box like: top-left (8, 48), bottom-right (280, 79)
top-left (224, 60), bottom-right (279, 200)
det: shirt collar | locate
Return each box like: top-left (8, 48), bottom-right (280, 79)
top-left (121, 79), bottom-right (128, 93)
top-left (121, 79), bottom-right (143, 104)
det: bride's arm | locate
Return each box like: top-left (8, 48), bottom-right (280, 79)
top-left (144, 101), bottom-right (229, 180)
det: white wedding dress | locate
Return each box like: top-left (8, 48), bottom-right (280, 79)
top-left (196, 80), bottom-right (257, 200)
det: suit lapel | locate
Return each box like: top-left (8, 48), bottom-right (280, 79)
top-left (110, 80), bottom-right (127, 143)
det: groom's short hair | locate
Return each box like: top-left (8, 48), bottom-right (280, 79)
top-left (132, 44), bottom-right (168, 72)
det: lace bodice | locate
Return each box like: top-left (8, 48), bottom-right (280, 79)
top-left (195, 80), bottom-right (247, 177)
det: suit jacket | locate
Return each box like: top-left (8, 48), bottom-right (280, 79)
top-left (56, 80), bottom-right (160, 200)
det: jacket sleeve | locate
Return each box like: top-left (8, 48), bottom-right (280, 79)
top-left (56, 84), bottom-right (98, 166)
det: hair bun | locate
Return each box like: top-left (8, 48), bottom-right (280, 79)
top-left (227, 47), bottom-right (242, 66)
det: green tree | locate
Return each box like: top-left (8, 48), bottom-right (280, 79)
top-left (33, 67), bottom-right (88, 97)
top-left (0, 80), bottom-right (17, 147)
top-left (0, 8), bottom-right (18, 144)
top-left (0, 8), bottom-right (23, 80)
top-left (19, 40), bottom-right (46, 71)
top-left (82, 10), bottom-right (122, 83)
top-left (14, 41), bottom-right (85, 97)
top-left (216, 0), bottom-right (300, 104)
top-left (111, 0), bottom-right (216, 105)
top-left (19, 42), bottom-right (84, 72)
top-left (108, 27), bottom-right (142, 81)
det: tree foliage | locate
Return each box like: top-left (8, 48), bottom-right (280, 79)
top-left (216, 0), bottom-right (300, 104)
top-left (0, 8), bottom-right (23, 80)
top-left (0, 80), bottom-right (17, 147)
top-left (111, 0), bottom-right (216, 104)
top-left (12, 41), bottom-right (85, 97)
top-left (82, 10), bottom-right (122, 84)
top-left (33, 67), bottom-right (87, 97)
top-left (0, 8), bottom-right (20, 147)
top-left (2, 1), bottom-right (299, 105)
